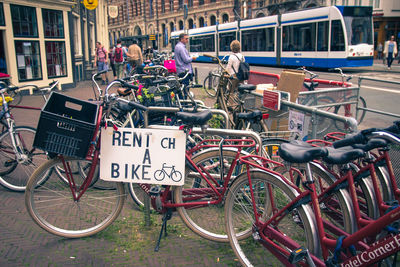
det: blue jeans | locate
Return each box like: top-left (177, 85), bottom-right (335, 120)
top-left (97, 61), bottom-right (108, 72)
top-left (387, 52), bottom-right (394, 68)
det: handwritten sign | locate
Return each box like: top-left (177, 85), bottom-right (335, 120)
top-left (100, 128), bottom-right (186, 186)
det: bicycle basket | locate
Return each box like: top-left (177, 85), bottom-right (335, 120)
top-left (33, 92), bottom-right (99, 158)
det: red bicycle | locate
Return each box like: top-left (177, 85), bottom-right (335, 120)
top-left (225, 124), bottom-right (400, 266)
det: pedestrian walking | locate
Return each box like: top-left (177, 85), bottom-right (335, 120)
top-left (126, 39), bottom-right (143, 74)
top-left (174, 33), bottom-right (196, 98)
top-left (94, 42), bottom-right (109, 85)
top-left (226, 40), bottom-right (245, 92)
top-left (377, 42), bottom-right (383, 60)
top-left (112, 39), bottom-right (127, 79)
top-left (108, 46), bottom-right (117, 80)
top-left (383, 35), bottom-right (398, 70)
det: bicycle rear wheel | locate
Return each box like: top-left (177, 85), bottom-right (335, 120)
top-left (25, 157), bottom-right (125, 238)
top-left (203, 73), bottom-right (218, 97)
top-left (174, 148), bottom-right (248, 242)
top-left (225, 170), bottom-right (320, 266)
top-left (0, 126), bottom-right (48, 191)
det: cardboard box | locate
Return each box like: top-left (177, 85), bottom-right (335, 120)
top-left (255, 83), bottom-right (275, 95)
top-left (276, 69), bottom-right (305, 102)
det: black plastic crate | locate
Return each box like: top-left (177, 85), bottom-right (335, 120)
top-left (33, 92), bottom-right (99, 158)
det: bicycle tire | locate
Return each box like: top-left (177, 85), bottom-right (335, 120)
top-left (225, 170), bottom-right (320, 266)
top-left (203, 74), bottom-right (218, 97)
top-left (334, 95), bottom-right (367, 132)
top-left (174, 148), bottom-right (249, 242)
top-left (25, 157), bottom-right (125, 238)
top-left (0, 126), bottom-right (48, 191)
top-left (303, 95), bottom-right (336, 135)
top-left (128, 182), bottom-right (150, 209)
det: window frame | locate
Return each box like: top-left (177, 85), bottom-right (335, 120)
top-left (42, 8), bottom-right (64, 38)
top-left (15, 40), bottom-right (42, 82)
top-left (11, 4), bottom-right (39, 38)
top-left (45, 41), bottom-right (67, 78)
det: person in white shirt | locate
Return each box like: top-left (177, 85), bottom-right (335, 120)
top-left (226, 40), bottom-right (244, 92)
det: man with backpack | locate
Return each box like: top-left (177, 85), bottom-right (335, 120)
top-left (226, 40), bottom-right (250, 89)
top-left (112, 39), bottom-right (127, 79)
top-left (94, 41), bottom-right (109, 85)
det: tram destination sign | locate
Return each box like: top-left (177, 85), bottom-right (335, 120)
top-left (100, 128), bottom-right (186, 186)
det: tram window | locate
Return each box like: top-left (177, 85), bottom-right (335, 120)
top-left (219, 32), bottom-right (236, 52)
top-left (330, 20), bottom-right (345, 51)
top-left (189, 34), bottom-right (215, 52)
top-left (317, 21), bottom-right (329, 51)
top-left (282, 23), bottom-right (316, 51)
top-left (242, 28), bottom-right (274, 52)
top-left (343, 16), bottom-right (373, 45)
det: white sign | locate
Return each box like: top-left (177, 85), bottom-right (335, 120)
top-left (100, 128), bottom-right (186, 186)
top-left (108, 6), bottom-right (118, 19)
top-left (288, 110), bottom-right (310, 140)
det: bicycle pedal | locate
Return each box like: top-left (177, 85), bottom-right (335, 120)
top-left (149, 186), bottom-right (161, 196)
top-left (288, 247), bottom-right (308, 264)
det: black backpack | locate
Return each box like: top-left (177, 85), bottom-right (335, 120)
top-left (233, 54), bottom-right (250, 81)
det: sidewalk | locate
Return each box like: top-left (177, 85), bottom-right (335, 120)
top-left (343, 59), bottom-right (400, 73)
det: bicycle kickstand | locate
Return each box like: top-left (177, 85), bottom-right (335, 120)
top-left (154, 208), bottom-right (173, 252)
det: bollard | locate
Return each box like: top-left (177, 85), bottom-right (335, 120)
top-left (194, 68), bottom-right (198, 84)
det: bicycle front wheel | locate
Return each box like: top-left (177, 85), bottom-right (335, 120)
top-left (0, 126), bottom-right (48, 191)
top-left (225, 170), bottom-right (320, 267)
top-left (174, 148), bottom-right (248, 242)
top-left (25, 157), bottom-right (125, 238)
top-left (334, 95), bottom-right (367, 131)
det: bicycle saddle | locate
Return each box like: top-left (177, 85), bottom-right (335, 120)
top-left (238, 84), bottom-right (256, 94)
top-left (351, 138), bottom-right (387, 152)
top-left (176, 110), bottom-right (212, 126)
top-left (237, 110), bottom-right (263, 122)
top-left (117, 87), bottom-right (133, 96)
top-left (324, 147), bottom-right (365, 165)
top-left (279, 140), bottom-right (328, 163)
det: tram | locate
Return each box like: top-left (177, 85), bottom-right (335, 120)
top-left (171, 6), bottom-right (374, 68)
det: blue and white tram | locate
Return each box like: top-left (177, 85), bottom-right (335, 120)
top-left (171, 6), bottom-right (373, 68)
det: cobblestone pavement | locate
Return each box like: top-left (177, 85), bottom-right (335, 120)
top-left (0, 79), bottom-right (245, 267)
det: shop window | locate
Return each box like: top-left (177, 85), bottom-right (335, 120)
top-left (42, 9), bottom-right (64, 38)
top-left (11, 4), bottom-right (38, 37)
top-left (15, 41), bottom-right (42, 81)
top-left (45, 41), bottom-right (67, 78)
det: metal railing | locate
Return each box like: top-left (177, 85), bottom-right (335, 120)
top-left (358, 77), bottom-right (400, 119)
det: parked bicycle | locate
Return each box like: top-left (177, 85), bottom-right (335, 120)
top-left (0, 80), bottom-right (58, 191)
top-left (224, 122), bottom-right (400, 266)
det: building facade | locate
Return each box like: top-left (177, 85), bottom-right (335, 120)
top-left (0, 0), bottom-right (108, 89)
top-left (108, 0), bottom-right (400, 56)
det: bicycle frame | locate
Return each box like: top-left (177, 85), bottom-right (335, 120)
top-left (131, 138), bottom-right (256, 211)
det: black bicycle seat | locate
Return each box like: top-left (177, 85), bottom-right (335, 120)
top-left (176, 110), bottom-right (212, 126)
top-left (238, 84), bottom-right (256, 94)
top-left (324, 147), bottom-right (365, 165)
top-left (237, 110), bottom-right (263, 122)
top-left (279, 141), bottom-right (328, 163)
top-left (352, 138), bottom-right (387, 152)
